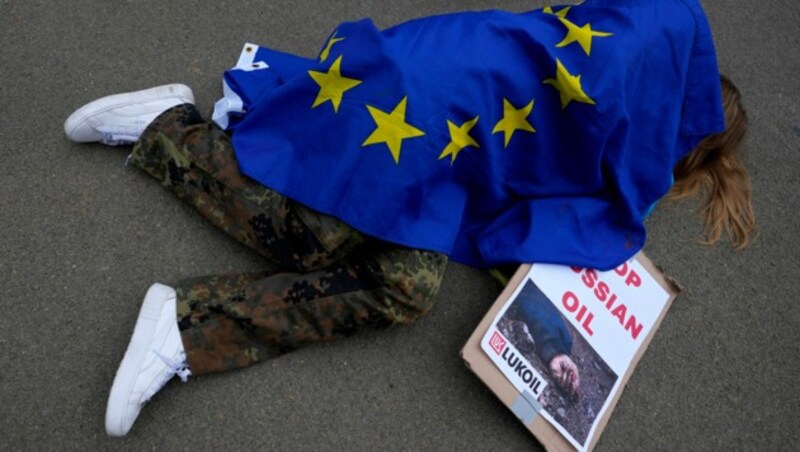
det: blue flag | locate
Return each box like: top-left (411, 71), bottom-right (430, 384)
top-left (215, 0), bottom-right (724, 270)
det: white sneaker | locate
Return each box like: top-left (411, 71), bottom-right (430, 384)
top-left (105, 283), bottom-right (191, 437)
top-left (64, 84), bottom-right (194, 146)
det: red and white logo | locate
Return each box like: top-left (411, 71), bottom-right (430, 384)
top-left (489, 331), bottom-right (507, 355)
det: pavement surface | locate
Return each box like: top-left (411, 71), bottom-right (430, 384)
top-left (1, 0), bottom-right (798, 450)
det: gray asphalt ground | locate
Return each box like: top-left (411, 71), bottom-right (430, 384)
top-left (1, 0), bottom-right (798, 450)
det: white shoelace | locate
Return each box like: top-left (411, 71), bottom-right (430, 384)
top-left (99, 131), bottom-right (140, 146)
top-left (97, 120), bottom-right (148, 146)
top-left (144, 350), bottom-right (192, 402)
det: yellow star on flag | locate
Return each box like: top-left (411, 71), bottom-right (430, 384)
top-left (319, 31), bottom-right (345, 62)
top-left (543, 5), bottom-right (572, 18)
top-left (556, 17), bottom-right (612, 56)
top-left (492, 98), bottom-right (536, 148)
top-left (308, 56), bottom-right (362, 113)
top-left (439, 116), bottom-right (480, 164)
top-left (363, 97), bottom-right (425, 164)
top-left (543, 59), bottom-right (596, 109)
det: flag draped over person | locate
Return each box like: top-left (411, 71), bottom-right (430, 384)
top-left (213, 0), bottom-right (724, 270)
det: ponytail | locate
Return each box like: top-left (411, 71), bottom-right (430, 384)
top-left (666, 76), bottom-right (756, 249)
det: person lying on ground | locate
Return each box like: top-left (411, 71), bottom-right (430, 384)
top-left (63, 0), bottom-right (755, 437)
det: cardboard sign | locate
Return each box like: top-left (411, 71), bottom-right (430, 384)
top-left (462, 253), bottom-right (679, 451)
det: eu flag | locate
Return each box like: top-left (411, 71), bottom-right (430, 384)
top-left (215, 0), bottom-right (724, 270)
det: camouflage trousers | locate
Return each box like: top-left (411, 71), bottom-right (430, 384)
top-left (129, 104), bottom-right (448, 375)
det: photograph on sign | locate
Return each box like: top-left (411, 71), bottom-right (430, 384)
top-left (483, 279), bottom-right (618, 449)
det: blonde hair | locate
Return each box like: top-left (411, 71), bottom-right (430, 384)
top-left (666, 76), bottom-right (756, 249)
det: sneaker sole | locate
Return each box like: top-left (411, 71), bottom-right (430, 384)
top-left (105, 283), bottom-right (176, 437)
top-left (64, 84), bottom-right (194, 140)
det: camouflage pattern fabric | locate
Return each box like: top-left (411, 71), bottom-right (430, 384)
top-left (129, 105), bottom-right (448, 375)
